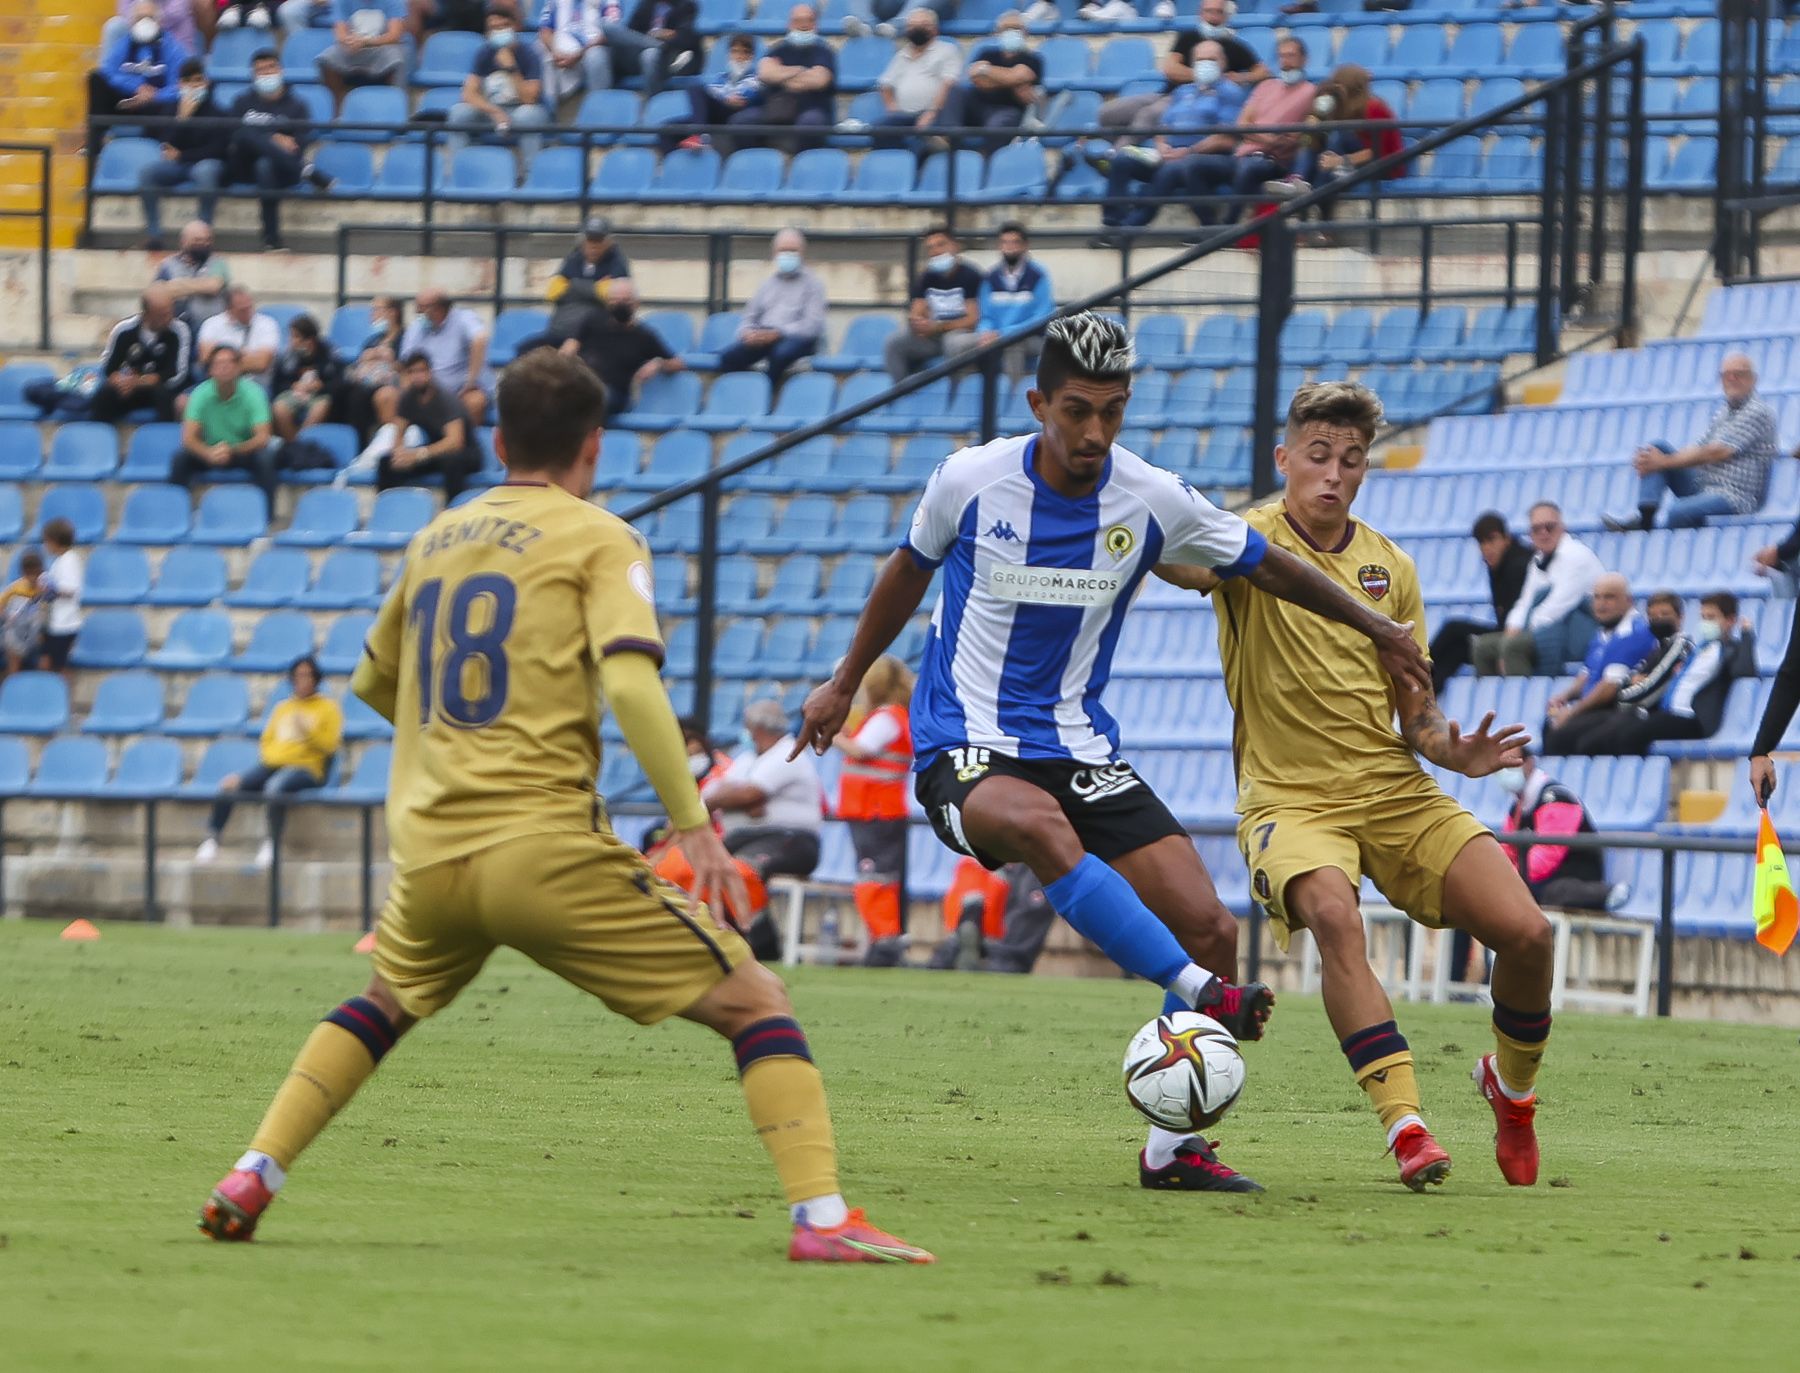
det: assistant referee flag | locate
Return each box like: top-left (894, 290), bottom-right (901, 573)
top-left (1754, 809), bottom-right (1796, 956)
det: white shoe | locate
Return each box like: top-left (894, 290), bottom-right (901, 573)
top-left (1153, 0), bottom-right (1176, 16)
top-left (1605, 881), bottom-right (1631, 912)
top-left (247, 4), bottom-right (273, 27)
top-left (841, 14), bottom-right (869, 36)
top-left (1023, 0), bottom-right (1061, 21)
top-left (873, 21), bottom-right (896, 37)
top-left (195, 837), bottom-right (220, 864)
top-left (1080, 0), bottom-right (1137, 19)
top-left (255, 840), bottom-right (275, 869)
top-left (218, 8), bottom-right (242, 28)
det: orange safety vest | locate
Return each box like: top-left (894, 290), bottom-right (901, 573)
top-left (837, 704), bottom-right (911, 822)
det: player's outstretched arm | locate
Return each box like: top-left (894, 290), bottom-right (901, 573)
top-left (1242, 545), bottom-right (1433, 695)
top-left (1398, 684), bottom-right (1531, 778)
top-left (791, 549), bottom-right (933, 758)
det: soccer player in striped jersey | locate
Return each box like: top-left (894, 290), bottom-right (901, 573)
top-left (793, 313), bottom-right (1432, 1192)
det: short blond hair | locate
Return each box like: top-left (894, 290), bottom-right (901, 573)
top-left (862, 655), bottom-right (916, 710)
top-left (1284, 380), bottom-right (1383, 446)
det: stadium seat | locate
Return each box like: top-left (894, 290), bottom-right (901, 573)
top-left (28, 737), bottom-right (110, 799)
top-left (642, 146), bottom-right (720, 202)
top-left (78, 670), bottom-right (164, 736)
top-left (441, 146), bottom-right (519, 199)
top-left (590, 146), bottom-right (656, 198)
top-left (748, 373), bottom-right (838, 434)
top-left (110, 484), bottom-right (190, 547)
top-left (0, 672), bottom-right (69, 733)
top-left (816, 315), bottom-right (898, 373)
top-left (32, 485), bottom-right (107, 544)
top-left (0, 419), bottom-right (44, 478)
top-left (82, 546), bottom-right (153, 606)
top-left (842, 149), bottom-right (917, 203)
top-left (771, 147), bottom-right (850, 203)
top-left (489, 309), bottom-right (550, 368)
top-left (0, 363), bottom-right (54, 422)
top-left (336, 744), bottom-right (393, 805)
top-left (145, 609), bottom-right (233, 672)
top-left (319, 613), bottom-right (377, 676)
top-left (274, 487), bottom-right (361, 548)
top-left (163, 673), bottom-right (250, 738)
top-left (110, 737), bottom-right (184, 798)
top-left (909, 150), bottom-right (984, 205)
top-left (91, 137), bottom-right (161, 194)
top-left (1187, 315), bottom-right (1252, 368)
top-left (373, 144), bottom-right (426, 199)
top-left (311, 141), bottom-right (375, 195)
top-left (70, 609), bottom-right (148, 670)
top-left (225, 548), bottom-right (311, 609)
top-left (690, 310), bottom-right (744, 369)
top-left (342, 689), bottom-right (394, 741)
top-left (345, 488), bottom-right (436, 549)
top-left (693, 372), bottom-right (771, 432)
top-left (43, 423), bottom-right (118, 481)
top-left (189, 487), bottom-right (268, 546)
top-left (336, 85), bottom-right (408, 143)
top-left (295, 549), bottom-right (384, 611)
top-left (178, 738), bottom-right (262, 799)
top-left (413, 30), bottom-right (483, 85)
top-left (0, 736), bottom-right (27, 793)
top-left (612, 371), bottom-right (703, 431)
top-left (230, 612), bottom-right (315, 673)
top-left (521, 147), bottom-right (585, 201)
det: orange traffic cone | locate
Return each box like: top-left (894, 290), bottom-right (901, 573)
top-left (60, 919), bottom-right (100, 941)
top-left (353, 931), bottom-right (376, 954)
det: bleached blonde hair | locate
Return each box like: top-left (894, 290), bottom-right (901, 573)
top-left (1284, 379), bottom-right (1384, 445)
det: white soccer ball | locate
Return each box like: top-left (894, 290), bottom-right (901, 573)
top-left (1121, 1011), bottom-right (1245, 1131)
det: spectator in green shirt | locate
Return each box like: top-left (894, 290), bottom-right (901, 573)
top-left (171, 343), bottom-right (278, 514)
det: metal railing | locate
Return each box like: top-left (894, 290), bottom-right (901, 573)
top-left (0, 140), bottom-right (53, 350)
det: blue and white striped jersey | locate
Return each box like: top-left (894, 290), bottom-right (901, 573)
top-left (902, 433), bottom-right (1267, 767)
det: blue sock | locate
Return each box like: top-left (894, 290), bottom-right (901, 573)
top-left (1041, 855), bottom-right (1192, 988)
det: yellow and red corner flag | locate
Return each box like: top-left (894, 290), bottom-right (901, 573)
top-left (1754, 809), bottom-right (1797, 956)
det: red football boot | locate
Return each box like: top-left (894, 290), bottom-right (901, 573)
top-left (1391, 1123), bottom-right (1452, 1192)
top-left (198, 1169), bottom-right (274, 1241)
top-left (1473, 1053), bottom-right (1540, 1186)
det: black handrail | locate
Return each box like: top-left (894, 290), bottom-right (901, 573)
top-left (0, 140), bottom-right (53, 350)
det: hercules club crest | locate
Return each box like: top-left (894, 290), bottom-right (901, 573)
top-left (1357, 564), bottom-right (1392, 601)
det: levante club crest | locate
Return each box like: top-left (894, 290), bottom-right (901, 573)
top-left (1358, 564), bottom-right (1391, 600)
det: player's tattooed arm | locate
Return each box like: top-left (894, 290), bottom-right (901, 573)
top-left (792, 549), bottom-right (934, 758)
top-left (1243, 545), bottom-right (1434, 696)
top-left (1399, 685), bottom-right (1531, 778)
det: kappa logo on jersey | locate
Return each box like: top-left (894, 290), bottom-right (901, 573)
top-left (1069, 762), bottom-right (1141, 802)
top-left (1104, 524), bottom-right (1135, 560)
top-left (949, 745), bottom-right (992, 782)
top-left (1253, 868), bottom-right (1273, 902)
top-left (984, 520), bottom-right (1021, 543)
top-left (1358, 564), bottom-right (1392, 601)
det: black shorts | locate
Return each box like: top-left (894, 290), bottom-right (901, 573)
top-left (39, 631), bottom-right (75, 671)
top-left (915, 748), bottom-right (1187, 871)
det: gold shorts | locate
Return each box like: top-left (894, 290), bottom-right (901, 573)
top-left (373, 828), bottom-right (750, 1025)
top-left (1238, 777), bottom-right (1490, 951)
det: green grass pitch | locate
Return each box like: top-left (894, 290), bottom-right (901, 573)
top-left (2, 921), bottom-right (1794, 1373)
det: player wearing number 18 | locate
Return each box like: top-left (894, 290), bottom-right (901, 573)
top-left (196, 348), bottom-right (932, 1263)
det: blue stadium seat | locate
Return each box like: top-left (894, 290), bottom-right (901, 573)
top-left (590, 146), bottom-right (656, 198)
top-left (373, 143), bottom-right (426, 198)
top-left (342, 689), bottom-right (394, 741)
top-left (976, 143), bottom-right (1047, 202)
top-left (113, 484), bottom-right (191, 546)
top-left (570, 88), bottom-right (639, 147)
top-left (843, 148), bottom-right (917, 203)
top-left (0, 432), bottom-right (36, 486)
top-left (164, 673), bottom-right (250, 737)
top-left (207, 28), bottom-right (265, 81)
top-left (594, 429), bottom-right (643, 489)
top-left (1414, 305), bottom-right (1466, 360)
top-left (835, 35), bottom-right (891, 91)
top-left (1408, 78), bottom-right (1465, 127)
top-left (0, 363), bottom-right (54, 422)
top-left (311, 140), bottom-right (375, 195)
top-left (1483, 134), bottom-right (1542, 192)
top-left (1369, 307), bottom-right (1420, 364)
top-left (413, 30), bottom-right (483, 85)
top-left (612, 370), bottom-right (704, 431)
top-left (109, 737), bottom-right (183, 798)
top-left (439, 146), bottom-right (518, 199)
top-left (816, 314), bottom-right (897, 373)
top-left (627, 430), bottom-right (711, 492)
top-left (1390, 25), bottom-right (1447, 79)
top-left (1508, 24), bottom-right (1564, 77)
top-left (693, 372), bottom-right (771, 432)
top-left (32, 485), bottom-right (107, 544)
top-left (772, 147), bottom-right (850, 203)
top-left (83, 546), bottom-right (152, 606)
top-left (520, 146), bottom-right (585, 201)
top-left (275, 487), bottom-right (361, 548)
top-left (295, 549), bottom-right (383, 610)
top-left (335, 743), bottom-right (393, 804)
top-left (92, 137), bottom-right (161, 194)
top-left (1470, 76), bottom-right (1528, 122)
top-left (1279, 309), bottom-right (1329, 367)
top-left (1650, 136), bottom-right (1716, 192)
top-left (142, 548), bottom-right (225, 612)
top-left (190, 487), bottom-right (268, 546)
top-left (28, 737), bottom-right (110, 799)
top-left (711, 147), bottom-right (784, 202)
top-left (488, 308), bottom-right (550, 368)
top-left (336, 85), bottom-right (408, 143)
top-left (345, 487), bottom-right (436, 549)
top-left (43, 423), bottom-right (118, 481)
top-left (748, 372), bottom-right (838, 433)
top-left (316, 614), bottom-right (374, 676)
top-left (69, 611), bottom-right (146, 676)
top-left (1083, 38), bottom-right (1153, 92)
top-left (834, 494), bottom-right (895, 552)
top-left (1187, 314), bottom-right (1252, 367)
top-left (178, 738), bottom-right (263, 799)
top-left (642, 146), bottom-right (721, 202)
top-left (79, 670), bottom-right (164, 736)
top-left (230, 612), bottom-right (315, 673)
top-left (0, 736), bottom-right (24, 792)
top-left (680, 310), bottom-right (742, 370)
top-left (148, 610), bottom-right (234, 670)
top-left (1132, 315), bottom-right (1188, 371)
top-left (328, 305), bottom-right (375, 360)
top-left (909, 150), bottom-right (984, 204)
top-left (1335, 27), bottom-right (1392, 72)
top-left (117, 422), bottom-right (180, 481)
top-left (225, 548), bottom-right (311, 609)
top-left (0, 672), bottom-right (68, 733)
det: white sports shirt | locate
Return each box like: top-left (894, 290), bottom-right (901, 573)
top-left (903, 433), bottom-right (1266, 766)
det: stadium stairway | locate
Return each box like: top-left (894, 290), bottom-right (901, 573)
top-left (0, 4), bottom-right (107, 250)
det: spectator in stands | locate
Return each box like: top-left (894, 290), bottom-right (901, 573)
top-left (1263, 64), bottom-right (1404, 203)
top-left (626, 0), bottom-right (702, 86)
top-left (1539, 591), bottom-right (1684, 755)
top-left (361, 293), bottom-right (406, 354)
top-left (844, 0), bottom-right (962, 37)
top-left (90, 284), bottom-right (192, 425)
top-left (195, 655), bottom-right (344, 870)
top-left (1552, 593), bottom-right (1753, 757)
top-left (915, 859), bottom-right (1055, 974)
top-left (1094, 0), bottom-right (1263, 142)
top-left (671, 31), bottom-right (761, 152)
top-left (682, 716), bottom-right (733, 788)
top-left (547, 217), bottom-right (631, 338)
top-left (935, 11), bottom-right (1042, 155)
top-left (154, 220), bottom-right (229, 332)
top-left (972, 221), bottom-right (1054, 375)
top-left (399, 288), bottom-right (491, 428)
top-left (871, 10), bottom-right (961, 151)
top-left (1428, 511), bottom-right (1534, 693)
top-left (36, 521), bottom-right (85, 686)
top-left (884, 224), bottom-right (984, 381)
top-left (101, 0), bottom-right (204, 56)
top-left (316, 0), bottom-right (409, 112)
top-left (1604, 354), bottom-right (1778, 532)
top-left (171, 344), bottom-right (279, 514)
top-left (227, 49), bottom-right (331, 252)
top-left (1470, 500), bottom-right (1603, 677)
top-left (379, 351), bottom-right (481, 503)
top-left (702, 697), bottom-right (825, 960)
top-left (1090, 41), bottom-right (1246, 241)
top-left (277, 0), bottom-right (334, 34)
top-left (1497, 754), bottom-right (1629, 915)
top-left (89, 3), bottom-right (188, 170)
top-left (0, 553), bottom-right (49, 678)
top-left (745, 5), bottom-right (836, 152)
top-left (1182, 34), bottom-right (1316, 222)
top-left (195, 284), bottom-right (281, 389)
top-left (447, 3), bottom-right (553, 172)
top-left (537, 0), bottom-right (686, 105)
top-left (270, 313), bottom-right (342, 438)
top-left (1538, 573), bottom-right (1658, 751)
top-left (404, 0), bottom-right (489, 46)
top-left (553, 278), bottom-right (685, 419)
top-left (717, 229), bottom-right (827, 389)
top-left (138, 58), bottom-right (228, 251)
top-left (833, 654), bottom-right (914, 947)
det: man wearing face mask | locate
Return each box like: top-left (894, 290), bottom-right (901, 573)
top-left (384, 351), bottom-right (481, 504)
top-left (936, 11), bottom-right (1043, 154)
top-left (744, 5), bottom-right (836, 151)
top-left (884, 224), bottom-right (985, 382)
top-left (90, 2), bottom-right (189, 172)
top-left (1537, 573), bottom-right (1658, 754)
top-left (1496, 755), bottom-right (1629, 916)
top-left (972, 222), bottom-right (1054, 376)
top-left (718, 229), bottom-right (828, 389)
top-left (154, 219), bottom-right (230, 331)
top-left (1182, 34), bottom-right (1316, 223)
top-left (447, 3), bottom-right (552, 170)
top-left (1093, 0), bottom-right (1263, 148)
top-left (1553, 592), bottom-right (1754, 757)
top-left (870, 9), bottom-right (962, 151)
top-left (558, 278), bottom-right (686, 419)
top-left (138, 57), bottom-right (228, 250)
top-left (226, 50), bottom-right (330, 251)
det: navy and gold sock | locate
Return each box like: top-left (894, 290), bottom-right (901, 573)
top-left (1342, 1020), bottom-right (1423, 1142)
top-left (733, 1016), bottom-right (840, 1206)
top-left (1490, 999), bottom-right (1551, 1099)
top-left (248, 996), bottom-right (399, 1170)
